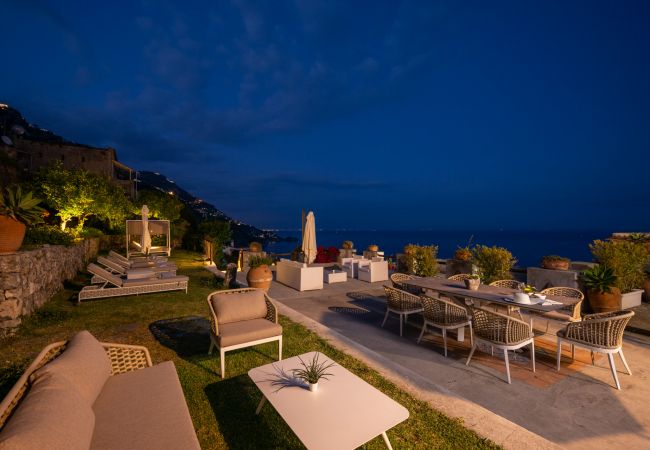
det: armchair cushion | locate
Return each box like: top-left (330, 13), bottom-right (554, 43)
top-left (33, 330), bottom-right (111, 404)
top-left (91, 361), bottom-right (200, 450)
top-left (211, 289), bottom-right (268, 324)
top-left (0, 372), bottom-right (95, 450)
top-left (218, 319), bottom-right (283, 347)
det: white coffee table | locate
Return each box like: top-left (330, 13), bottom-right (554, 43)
top-left (248, 352), bottom-right (408, 449)
top-left (324, 269), bottom-right (347, 284)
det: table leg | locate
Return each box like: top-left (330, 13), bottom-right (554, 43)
top-left (457, 327), bottom-right (465, 342)
top-left (381, 431), bottom-right (393, 450)
top-left (255, 397), bottom-right (267, 415)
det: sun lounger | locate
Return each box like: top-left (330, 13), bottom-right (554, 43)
top-left (108, 250), bottom-right (175, 270)
top-left (79, 263), bottom-right (188, 301)
top-left (97, 256), bottom-right (176, 276)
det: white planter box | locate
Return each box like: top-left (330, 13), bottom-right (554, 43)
top-left (621, 289), bottom-right (643, 309)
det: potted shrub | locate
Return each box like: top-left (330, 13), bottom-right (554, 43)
top-left (367, 244), bottom-right (379, 252)
top-left (454, 247), bottom-right (472, 261)
top-left (541, 255), bottom-right (571, 271)
top-left (249, 241), bottom-right (263, 252)
top-left (246, 255), bottom-right (274, 292)
top-left (400, 244), bottom-right (438, 277)
top-left (590, 239), bottom-right (650, 308)
top-left (342, 240), bottom-right (354, 250)
top-left (581, 265), bottom-right (621, 313)
top-left (0, 185), bottom-right (45, 253)
top-left (471, 245), bottom-right (516, 285)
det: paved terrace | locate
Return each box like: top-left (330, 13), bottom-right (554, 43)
top-left (223, 269), bottom-right (650, 449)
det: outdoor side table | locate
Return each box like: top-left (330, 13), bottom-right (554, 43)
top-left (249, 352), bottom-right (409, 450)
top-left (324, 269), bottom-right (347, 284)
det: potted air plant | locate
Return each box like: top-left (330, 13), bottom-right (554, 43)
top-left (0, 185), bottom-right (45, 253)
top-left (581, 265), bottom-right (621, 313)
top-left (464, 274), bottom-right (481, 291)
top-left (246, 255), bottom-right (274, 292)
top-left (292, 353), bottom-right (336, 392)
top-left (541, 255), bottom-right (571, 271)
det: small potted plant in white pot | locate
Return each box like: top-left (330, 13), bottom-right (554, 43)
top-left (464, 274), bottom-right (481, 291)
top-left (293, 353), bottom-right (335, 392)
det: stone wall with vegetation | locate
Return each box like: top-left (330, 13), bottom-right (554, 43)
top-left (0, 238), bottom-right (99, 336)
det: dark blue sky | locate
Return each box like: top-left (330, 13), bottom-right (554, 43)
top-left (2, 0), bottom-right (649, 230)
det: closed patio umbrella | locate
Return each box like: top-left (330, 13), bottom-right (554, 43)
top-left (302, 211), bottom-right (317, 264)
top-left (141, 205), bottom-right (152, 255)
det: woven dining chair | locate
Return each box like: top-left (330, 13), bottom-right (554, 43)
top-left (466, 306), bottom-right (535, 384)
top-left (488, 279), bottom-right (525, 320)
top-left (390, 272), bottom-right (423, 295)
top-left (382, 285), bottom-right (424, 337)
top-left (538, 287), bottom-right (584, 325)
top-left (556, 310), bottom-right (634, 390)
top-left (418, 295), bottom-right (473, 357)
top-left (448, 273), bottom-right (473, 281)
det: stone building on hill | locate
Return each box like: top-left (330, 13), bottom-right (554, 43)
top-left (0, 103), bottom-right (136, 198)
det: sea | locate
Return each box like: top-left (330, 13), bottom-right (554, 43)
top-left (264, 230), bottom-right (612, 267)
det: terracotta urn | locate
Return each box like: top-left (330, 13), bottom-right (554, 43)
top-left (588, 288), bottom-right (622, 313)
top-left (541, 259), bottom-right (570, 271)
top-left (0, 216), bottom-right (26, 253)
top-left (246, 265), bottom-right (273, 292)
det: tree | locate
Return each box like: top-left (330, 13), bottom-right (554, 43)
top-left (37, 162), bottom-right (133, 231)
top-left (200, 220), bottom-right (232, 266)
top-left (134, 189), bottom-right (183, 221)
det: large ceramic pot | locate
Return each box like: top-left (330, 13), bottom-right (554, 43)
top-left (588, 288), bottom-right (622, 313)
top-left (247, 265), bottom-right (273, 292)
top-left (0, 216), bottom-right (26, 253)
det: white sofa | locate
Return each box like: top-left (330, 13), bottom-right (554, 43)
top-left (358, 258), bottom-right (389, 283)
top-left (275, 259), bottom-right (324, 291)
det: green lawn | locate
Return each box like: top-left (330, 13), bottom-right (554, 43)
top-left (0, 250), bottom-right (499, 449)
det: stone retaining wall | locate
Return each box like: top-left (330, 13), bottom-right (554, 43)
top-left (0, 238), bottom-right (99, 336)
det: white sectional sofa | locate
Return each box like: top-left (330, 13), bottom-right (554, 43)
top-left (275, 259), bottom-right (324, 291)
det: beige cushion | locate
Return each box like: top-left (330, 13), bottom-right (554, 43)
top-left (91, 361), bottom-right (200, 450)
top-left (34, 330), bottom-right (111, 404)
top-left (0, 372), bottom-right (95, 450)
top-left (211, 289), bottom-right (268, 324)
top-left (122, 275), bottom-right (188, 287)
top-left (218, 318), bottom-right (282, 347)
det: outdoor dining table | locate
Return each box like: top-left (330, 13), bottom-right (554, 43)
top-left (402, 277), bottom-right (581, 316)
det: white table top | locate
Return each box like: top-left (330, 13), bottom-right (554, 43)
top-left (248, 352), bottom-right (409, 450)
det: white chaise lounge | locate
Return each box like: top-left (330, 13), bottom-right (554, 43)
top-left (79, 263), bottom-right (188, 301)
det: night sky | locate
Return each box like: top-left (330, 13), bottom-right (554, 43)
top-left (2, 1), bottom-right (649, 231)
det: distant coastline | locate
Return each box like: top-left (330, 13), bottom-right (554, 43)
top-left (264, 229), bottom-right (612, 267)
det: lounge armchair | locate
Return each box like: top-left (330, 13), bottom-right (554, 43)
top-left (466, 306), bottom-right (535, 384)
top-left (417, 294), bottom-right (473, 357)
top-left (382, 285), bottom-right (424, 337)
top-left (79, 263), bottom-right (188, 301)
top-left (0, 331), bottom-right (200, 449)
top-left (556, 310), bottom-right (634, 389)
top-left (207, 288), bottom-right (282, 378)
top-left (358, 258), bottom-right (389, 283)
